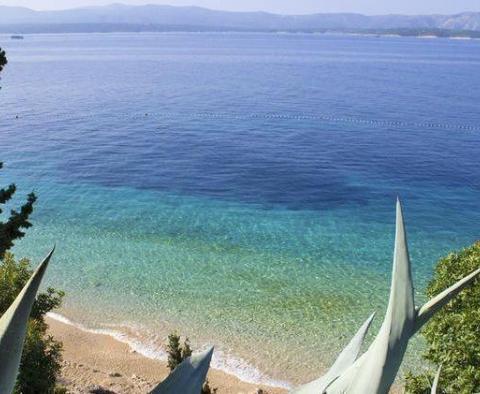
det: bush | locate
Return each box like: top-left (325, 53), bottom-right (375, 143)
top-left (0, 252), bottom-right (65, 393)
top-left (0, 47), bottom-right (6, 89)
top-left (0, 47), bottom-right (6, 72)
top-left (166, 332), bottom-right (217, 394)
top-left (405, 241), bottom-right (480, 393)
top-left (166, 332), bottom-right (192, 371)
top-left (0, 162), bottom-right (37, 258)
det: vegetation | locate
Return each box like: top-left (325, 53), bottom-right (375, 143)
top-left (0, 47), bottom-right (6, 72)
top-left (166, 332), bottom-right (217, 394)
top-left (0, 253), bottom-right (65, 393)
top-left (166, 332), bottom-right (193, 371)
top-left (342, 28), bottom-right (480, 38)
top-left (405, 241), bottom-right (480, 393)
top-left (0, 47), bottom-right (5, 90)
top-left (0, 162), bottom-right (37, 259)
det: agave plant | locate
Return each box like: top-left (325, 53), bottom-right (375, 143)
top-left (430, 365), bottom-right (442, 394)
top-left (0, 248), bottom-right (55, 394)
top-left (293, 200), bottom-right (480, 394)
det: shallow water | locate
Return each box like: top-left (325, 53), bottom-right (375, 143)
top-left (0, 32), bottom-right (479, 385)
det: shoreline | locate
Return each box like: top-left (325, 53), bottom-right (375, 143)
top-left (1, 31), bottom-right (479, 39)
top-left (47, 313), bottom-right (406, 393)
top-left (46, 315), bottom-right (288, 394)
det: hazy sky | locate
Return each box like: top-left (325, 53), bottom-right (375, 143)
top-left (2, 0), bottom-right (480, 15)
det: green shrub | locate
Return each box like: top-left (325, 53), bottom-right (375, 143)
top-left (166, 332), bottom-right (217, 394)
top-left (15, 320), bottom-right (63, 394)
top-left (0, 162), bottom-right (37, 259)
top-left (0, 252), bottom-right (65, 394)
top-left (166, 332), bottom-right (192, 371)
top-left (405, 241), bottom-right (480, 393)
top-left (0, 47), bottom-right (6, 72)
top-left (0, 47), bottom-right (6, 90)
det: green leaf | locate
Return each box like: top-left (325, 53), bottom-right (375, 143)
top-left (0, 248), bottom-right (54, 394)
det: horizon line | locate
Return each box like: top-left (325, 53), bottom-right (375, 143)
top-left (2, 2), bottom-right (479, 18)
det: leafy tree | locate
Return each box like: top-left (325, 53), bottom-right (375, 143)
top-left (0, 163), bottom-right (37, 258)
top-left (0, 47), bottom-right (6, 70)
top-left (166, 332), bottom-right (217, 394)
top-left (0, 252), bottom-right (65, 393)
top-left (166, 332), bottom-right (192, 371)
top-left (0, 47), bottom-right (6, 89)
top-left (16, 320), bottom-right (63, 394)
top-left (405, 241), bottom-right (480, 393)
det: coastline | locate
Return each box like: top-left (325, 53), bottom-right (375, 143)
top-left (46, 315), bottom-right (288, 394)
top-left (46, 315), bottom-right (406, 393)
top-left (46, 313), bottom-right (404, 394)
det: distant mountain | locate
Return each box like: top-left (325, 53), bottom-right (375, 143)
top-left (0, 4), bottom-right (479, 33)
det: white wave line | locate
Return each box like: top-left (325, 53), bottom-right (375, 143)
top-left (47, 312), bottom-right (291, 390)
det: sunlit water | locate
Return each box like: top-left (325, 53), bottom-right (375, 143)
top-left (0, 32), bottom-right (479, 386)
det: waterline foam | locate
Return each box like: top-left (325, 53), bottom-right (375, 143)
top-left (47, 312), bottom-right (291, 389)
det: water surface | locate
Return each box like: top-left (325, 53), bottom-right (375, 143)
top-left (0, 32), bottom-right (479, 385)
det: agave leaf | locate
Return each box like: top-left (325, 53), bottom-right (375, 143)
top-left (0, 248), bottom-right (55, 394)
top-left (327, 312), bottom-right (375, 379)
top-left (292, 313), bottom-right (375, 393)
top-left (327, 199), bottom-right (416, 393)
top-left (431, 365), bottom-right (442, 394)
top-left (324, 200), bottom-right (480, 393)
top-left (415, 266), bottom-right (480, 332)
top-left (150, 347), bottom-right (214, 394)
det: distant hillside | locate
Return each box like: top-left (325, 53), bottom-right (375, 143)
top-left (0, 4), bottom-right (480, 34)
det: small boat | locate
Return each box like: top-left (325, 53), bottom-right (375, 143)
top-left (11, 35), bottom-right (24, 40)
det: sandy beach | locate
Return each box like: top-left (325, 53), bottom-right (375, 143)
top-left (47, 317), bottom-right (287, 394)
top-left (47, 317), bottom-right (406, 394)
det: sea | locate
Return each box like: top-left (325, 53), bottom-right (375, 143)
top-left (0, 32), bottom-right (479, 388)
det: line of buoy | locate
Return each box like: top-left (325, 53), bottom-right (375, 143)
top-left (7, 111), bottom-right (479, 132)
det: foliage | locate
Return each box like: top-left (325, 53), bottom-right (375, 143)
top-left (0, 162), bottom-right (37, 258)
top-left (202, 380), bottom-right (217, 394)
top-left (0, 47), bottom-right (5, 90)
top-left (0, 48), bottom-right (6, 72)
top-left (167, 332), bottom-right (192, 371)
top-left (15, 320), bottom-right (63, 394)
top-left (405, 241), bottom-right (480, 393)
top-left (0, 252), bottom-right (65, 394)
top-left (166, 332), bottom-right (217, 394)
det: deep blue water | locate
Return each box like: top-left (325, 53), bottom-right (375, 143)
top-left (0, 32), bottom-right (479, 385)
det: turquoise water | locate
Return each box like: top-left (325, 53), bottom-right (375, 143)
top-left (0, 32), bottom-right (479, 385)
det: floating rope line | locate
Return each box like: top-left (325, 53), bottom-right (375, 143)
top-left (8, 111), bottom-right (480, 132)
top-left (138, 111), bottom-right (480, 131)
